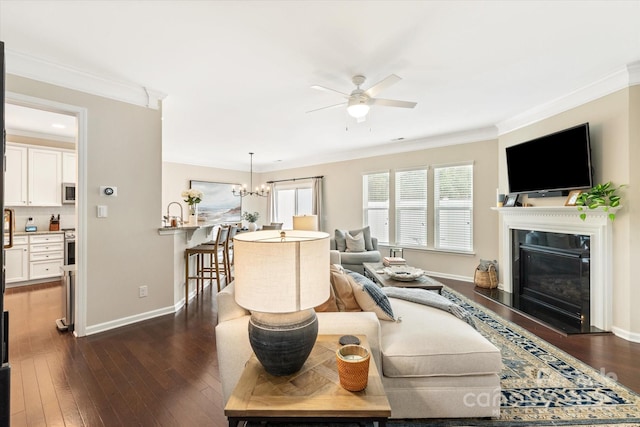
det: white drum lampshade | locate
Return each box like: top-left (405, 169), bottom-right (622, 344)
top-left (292, 214), bottom-right (318, 231)
top-left (233, 230), bottom-right (330, 375)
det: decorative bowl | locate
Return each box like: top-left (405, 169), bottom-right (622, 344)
top-left (383, 266), bottom-right (424, 281)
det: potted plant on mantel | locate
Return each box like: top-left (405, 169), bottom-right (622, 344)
top-left (242, 211), bottom-right (260, 231)
top-left (575, 181), bottom-right (626, 221)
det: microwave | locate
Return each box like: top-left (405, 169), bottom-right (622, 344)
top-left (62, 183), bottom-right (76, 204)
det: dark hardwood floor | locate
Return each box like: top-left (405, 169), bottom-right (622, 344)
top-left (4, 276), bottom-right (640, 426)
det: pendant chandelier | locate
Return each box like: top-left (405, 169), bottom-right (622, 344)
top-left (232, 152), bottom-right (269, 197)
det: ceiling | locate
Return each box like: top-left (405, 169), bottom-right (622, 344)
top-left (1, 1), bottom-right (639, 172)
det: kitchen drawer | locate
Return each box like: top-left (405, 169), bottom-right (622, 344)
top-left (30, 242), bottom-right (64, 253)
top-left (30, 250), bottom-right (63, 262)
top-left (29, 234), bottom-right (64, 244)
top-left (8, 235), bottom-right (29, 246)
top-left (30, 259), bottom-right (64, 280)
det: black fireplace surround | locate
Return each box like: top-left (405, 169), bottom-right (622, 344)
top-left (511, 230), bottom-right (592, 334)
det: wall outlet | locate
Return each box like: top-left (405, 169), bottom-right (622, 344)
top-left (139, 285), bottom-right (148, 298)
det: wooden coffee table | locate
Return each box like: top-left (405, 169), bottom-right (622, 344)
top-left (224, 334), bottom-right (391, 427)
top-left (363, 262), bottom-right (444, 294)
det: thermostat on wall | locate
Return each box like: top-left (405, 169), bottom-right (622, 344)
top-left (100, 186), bottom-right (117, 196)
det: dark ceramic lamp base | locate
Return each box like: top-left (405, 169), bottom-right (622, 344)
top-left (248, 309), bottom-right (318, 376)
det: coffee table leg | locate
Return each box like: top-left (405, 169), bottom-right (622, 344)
top-left (227, 417), bottom-right (239, 427)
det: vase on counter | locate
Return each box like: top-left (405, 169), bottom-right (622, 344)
top-left (248, 221), bottom-right (257, 232)
top-left (189, 204), bottom-right (199, 226)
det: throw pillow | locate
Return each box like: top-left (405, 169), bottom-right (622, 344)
top-left (335, 226), bottom-right (374, 252)
top-left (347, 271), bottom-right (397, 322)
top-left (314, 282), bottom-right (339, 312)
top-left (329, 264), bottom-right (361, 312)
top-left (345, 231), bottom-right (366, 252)
top-left (334, 229), bottom-right (347, 252)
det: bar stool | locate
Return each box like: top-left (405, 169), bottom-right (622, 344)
top-left (201, 225), bottom-right (230, 291)
top-left (225, 225), bottom-right (238, 281)
top-left (184, 226), bottom-right (230, 304)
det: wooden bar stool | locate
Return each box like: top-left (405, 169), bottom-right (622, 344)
top-left (184, 226), bottom-right (230, 304)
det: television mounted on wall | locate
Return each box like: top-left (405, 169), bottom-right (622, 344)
top-left (506, 123), bottom-right (593, 197)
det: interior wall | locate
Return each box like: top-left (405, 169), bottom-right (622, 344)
top-left (498, 88), bottom-right (636, 339)
top-left (6, 74), bottom-right (174, 332)
top-left (259, 138), bottom-right (499, 281)
top-left (628, 85), bottom-right (640, 336)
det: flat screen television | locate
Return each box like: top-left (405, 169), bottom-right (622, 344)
top-left (506, 123), bottom-right (593, 197)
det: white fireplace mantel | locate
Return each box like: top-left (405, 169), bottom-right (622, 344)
top-left (493, 206), bottom-right (616, 331)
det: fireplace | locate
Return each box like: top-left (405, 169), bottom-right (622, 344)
top-left (494, 206), bottom-right (613, 333)
top-left (512, 230), bottom-right (591, 333)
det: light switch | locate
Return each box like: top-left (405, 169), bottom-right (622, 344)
top-left (97, 205), bottom-right (108, 218)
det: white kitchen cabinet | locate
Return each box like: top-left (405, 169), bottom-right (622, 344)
top-left (29, 234), bottom-right (64, 280)
top-left (5, 144), bottom-right (28, 206)
top-left (5, 235), bottom-right (29, 283)
top-left (28, 148), bottom-right (62, 206)
top-left (6, 144), bottom-right (63, 207)
top-left (62, 151), bottom-right (77, 184)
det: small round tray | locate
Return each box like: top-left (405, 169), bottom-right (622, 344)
top-left (383, 266), bottom-right (425, 281)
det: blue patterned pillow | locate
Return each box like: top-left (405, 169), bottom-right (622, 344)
top-left (347, 271), bottom-right (397, 321)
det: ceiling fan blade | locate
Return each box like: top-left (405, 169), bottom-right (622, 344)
top-left (310, 85), bottom-right (350, 98)
top-left (306, 102), bottom-right (347, 113)
top-left (370, 98), bottom-right (417, 109)
top-left (364, 74), bottom-right (402, 98)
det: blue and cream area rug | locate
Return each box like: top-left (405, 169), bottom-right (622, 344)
top-left (390, 287), bottom-right (640, 426)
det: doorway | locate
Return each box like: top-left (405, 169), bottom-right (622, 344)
top-left (4, 93), bottom-right (87, 336)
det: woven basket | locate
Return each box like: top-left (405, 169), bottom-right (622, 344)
top-left (336, 345), bottom-right (370, 391)
top-left (474, 264), bottom-right (498, 289)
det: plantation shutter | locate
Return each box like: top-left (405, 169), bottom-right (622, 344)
top-left (395, 168), bottom-right (427, 247)
top-left (363, 172), bottom-right (389, 244)
top-left (434, 163), bottom-right (473, 252)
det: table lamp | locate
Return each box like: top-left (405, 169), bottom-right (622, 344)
top-left (292, 214), bottom-right (318, 231)
top-left (233, 230), bottom-right (330, 376)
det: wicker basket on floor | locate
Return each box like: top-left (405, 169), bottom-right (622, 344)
top-left (336, 345), bottom-right (370, 391)
top-left (474, 264), bottom-right (498, 289)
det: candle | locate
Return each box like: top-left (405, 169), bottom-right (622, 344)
top-left (342, 354), bottom-right (363, 361)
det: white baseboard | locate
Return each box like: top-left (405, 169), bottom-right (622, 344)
top-left (611, 326), bottom-right (640, 343)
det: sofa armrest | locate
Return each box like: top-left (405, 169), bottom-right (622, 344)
top-left (330, 249), bottom-right (341, 265)
top-left (216, 282), bottom-right (249, 324)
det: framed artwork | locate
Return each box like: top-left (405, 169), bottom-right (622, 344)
top-left (190, 180), bottom-right (242, 223)
top-left (503, 193), bottom-right (519, 207)
top-left (565, 190), bottom-right (582, 206)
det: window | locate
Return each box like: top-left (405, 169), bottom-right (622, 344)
top-left (273, 183), bottom-right (312, 229)
top-left (363, 172), bottom-right (389, 244)
top-left (434, 163), bottom-right (473, 252)
top-left (395, 168), bottom-right (427, 247)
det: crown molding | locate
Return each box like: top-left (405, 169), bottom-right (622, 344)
top-left (5, 49), bottom-right (167, 110)
top-left (497, 62), bottom-right (640, 135)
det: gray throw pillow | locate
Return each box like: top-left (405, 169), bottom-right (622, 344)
top-left (345, 232), bottom-right (366, 252)
top-left (334, 226), bottom-right (374, 252)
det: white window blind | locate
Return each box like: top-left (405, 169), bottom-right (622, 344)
top-left (395, 168), bottom-right (427, 247)
top-left (434, 164), bottom-right (473, 252)
top-left (363, 172), bottom-right (389, 244)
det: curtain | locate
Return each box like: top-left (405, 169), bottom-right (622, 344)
top-left (312, 177), bottom-right (323, 231)
top-left (267, 182), bottom-right (277, 223)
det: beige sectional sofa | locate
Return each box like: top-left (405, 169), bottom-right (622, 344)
top-left (215, 270), bottom-right (502, 419)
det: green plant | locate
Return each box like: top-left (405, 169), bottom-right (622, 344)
top-left (575, 182), bottom-right (625, 221)
top-left (242, 211), bottom-right (260, 223)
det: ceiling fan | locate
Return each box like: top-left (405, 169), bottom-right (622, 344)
top-left (307, 74), bottom-right (417, 123)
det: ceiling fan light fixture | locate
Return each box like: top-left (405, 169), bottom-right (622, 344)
top-left (347, 96), bottom-right (370, 118)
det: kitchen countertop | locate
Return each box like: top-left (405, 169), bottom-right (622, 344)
top-left (12, 230), bottom-right (65, 236)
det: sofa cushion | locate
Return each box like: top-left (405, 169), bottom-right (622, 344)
top-left (349, 274), bottom-right (397, 322)
top-left (345, 231), bottom-right (366, 252)
top-left (330, 264), bottom-right (361, 312)
top-left (340, 250), bottom-right (382, 265)
top-left (335, 226), bottom-right (374, 252)
top-left (380, 298), bottom-right (502, 378)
